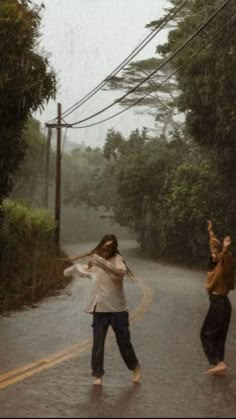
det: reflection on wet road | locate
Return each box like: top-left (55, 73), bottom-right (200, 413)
top-left (0, 240), bottom-right (236, 418)
top-left (0, 243), bottom-right (152, 389)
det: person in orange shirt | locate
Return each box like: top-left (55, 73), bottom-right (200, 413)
top-left (200, 220), bottom-right (235, 375)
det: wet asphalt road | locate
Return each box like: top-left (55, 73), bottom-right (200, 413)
top-left (0, 240), bottom-right (236, 418)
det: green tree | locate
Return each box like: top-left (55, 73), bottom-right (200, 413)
top-left (154, 0), bottom-right (236, 243)
top-left (156, 0), bottom-right (236, 155)
top-left (62, 145), bottom-right (106, 208)
top-left (105, 57), bottom-right (183, 140)
top-left (163, 158), bottom-right (225, 265)
top-left (101, 129), bottom-right (191, 248)
top-left (10, 118), bottom-right (47, 205)
top-left (0, 0), bottom-right (56, 202)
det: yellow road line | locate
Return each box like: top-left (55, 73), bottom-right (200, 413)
top-left (130, 277), bottom-right (153, 323)
top-left (0, 341), bottom-right (92, 389)
top-left (0, 339), bottom-right (91, 384)
top-left (0, 276), bottom-right (153, 389)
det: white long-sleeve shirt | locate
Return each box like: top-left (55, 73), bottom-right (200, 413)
top-left (64, 253), bottom-right (128, 313)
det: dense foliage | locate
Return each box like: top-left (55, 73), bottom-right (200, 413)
top-left (0, 199), bottom-right (71, 313)
top-left (87, 0), bottom-right (236, 266)
top-left (5, 0), bottom-right (236, 273)
top-left (0, 0), bottom-right (56, 202)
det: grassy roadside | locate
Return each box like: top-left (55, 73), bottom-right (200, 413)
top-left (0, 200), bottom-right (72, 315)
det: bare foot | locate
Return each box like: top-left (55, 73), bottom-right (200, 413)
top-left (93, 377), bottom-right (102, 386)
top-left (206, 362), bottom-right (227, 375)
top-left (132, 364), bottom-right (141, 383)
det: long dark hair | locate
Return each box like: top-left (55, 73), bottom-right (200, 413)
top-left (73, 234), bottom-right (136, 281)
top-left (75, 234), bottom-right (118, 260)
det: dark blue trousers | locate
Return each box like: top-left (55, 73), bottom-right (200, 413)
top-left (91, 311), bottom-right (139, 378)
top-left (200, 294), bottom-right (231, 365)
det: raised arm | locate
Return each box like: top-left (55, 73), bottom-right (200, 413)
top-left (90, 254), bottom-right (126, 278)
top-left (206, 235), bottom-right (234, 293)
top-left (207, 220), bottom-right (221, 253)
top-left (207, 219), bottom-right (218, 241)
top-left (222, 236), bottom-right (231, 254)
top-left (64, 263), bottom-right (95, 279)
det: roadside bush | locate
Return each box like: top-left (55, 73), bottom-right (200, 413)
top-left (0, 200), bottom-right (71, 314)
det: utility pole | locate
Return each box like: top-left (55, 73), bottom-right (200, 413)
top-left (44, 127), bottom-right (52, 208)
top-left (54, 103), bottom-right (62, 251)
top-left (45, 107), bottom-right (72, 252)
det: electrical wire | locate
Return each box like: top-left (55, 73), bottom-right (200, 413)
top-left (46, 0), bottom-right (187, 123)
top-left (70, 7), bottom-right (235, 129)
top-left (69, 0), bottom-right (232, 127)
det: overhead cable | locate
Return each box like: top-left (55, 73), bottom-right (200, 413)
top-left (70, 0), bottom-right (232, 127)
top-left (46, 0), bottom-right (187, 123)
top-left (71, 12), bottom-right (235, 129)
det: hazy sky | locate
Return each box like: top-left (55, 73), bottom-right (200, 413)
top-left (34, 0), bottom-right (168, 148)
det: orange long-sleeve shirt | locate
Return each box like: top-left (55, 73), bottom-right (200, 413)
top-left (205, 230), bottom-right (235, 295)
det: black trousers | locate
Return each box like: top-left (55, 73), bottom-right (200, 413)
top-left (200, 294), bottom-right (231, 365)
top-left (91, 311), bottom-right (139, 378)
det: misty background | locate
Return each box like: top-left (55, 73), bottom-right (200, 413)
top-left (34, 0), bottom-right (168, 149)
top-left (31, 0), bottom-right (168, 244)
top-left (2, 0), bottom-right (236, 316)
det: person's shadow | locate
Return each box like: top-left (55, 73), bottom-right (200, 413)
top-left (79, 382), bottom-right (141, 418)
top-left (207, 371), bottom-right (236, 416)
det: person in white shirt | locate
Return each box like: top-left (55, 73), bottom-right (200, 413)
top-left (64, 234), bottom-right (141, 386)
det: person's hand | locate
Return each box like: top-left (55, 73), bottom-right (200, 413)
top-left (89, 255), bottom-right (98, 266)
top-left (207, 220), bottom-right (213, 232)
top-left (223, 236), bottom-right (231, 249)
top-left (87, 261), bottom-right (94, 269)
top-left (82, 264), bottom-right (90, 269)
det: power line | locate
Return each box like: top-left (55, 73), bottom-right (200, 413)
top-left (70, 0), bottom-right (232, 127)
top-left (63, 0), bottom-right (186, 119)
top-left (46, 0), bottom-right (187, 123)
top-left (71, 11), bottom-right (235, 130)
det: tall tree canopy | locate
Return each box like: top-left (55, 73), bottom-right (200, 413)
top-left (103, 0), bottom-right (236, 247)
top-left (0, 0), bottom-right (56, 202)
top-left (106, 1), bottom-right (236, 148)
top-left (154, 0), bottom-right (236, 236)
top-left (155, 0), bottom-right (236, 162)
top-left (90, 0), bottom-right (236, 264)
